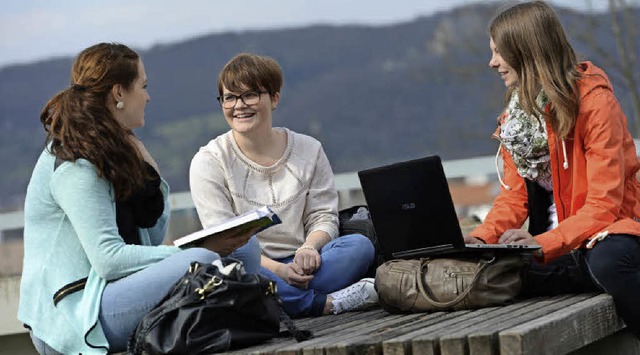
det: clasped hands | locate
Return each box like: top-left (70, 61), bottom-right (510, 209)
top-left (278, 246), bottom-right (321, 289)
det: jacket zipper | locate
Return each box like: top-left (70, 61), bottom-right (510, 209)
top-left (554, 138), bottom-right (566, 220)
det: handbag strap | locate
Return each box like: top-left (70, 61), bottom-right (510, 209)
top-left (279, 308), bottom-right (314, 341)
top-left (416, 257), bottom-right (494, 309)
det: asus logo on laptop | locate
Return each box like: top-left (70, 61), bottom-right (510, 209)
top-left (401, 202), bottom-right (416, 210)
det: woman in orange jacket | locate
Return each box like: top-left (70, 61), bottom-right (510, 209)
top-left (466, 1), bottom-right (640, 337)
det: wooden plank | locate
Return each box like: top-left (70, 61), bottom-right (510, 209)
top-left (230, 309), bottom-right (390, 355)
top-left (466, 295), bottom-right (587, 355)
top-left (406, 301), bottom-right (551, 355)
top-left (280, 313), bottom-right (414, 355)
top-left (328, 312), bottom-right (452, 355)
top-left (382, 311), bottom-right (475, 355)
top-left (266, 312), bottom-right (407, 355)
top-left (293, 308), bottom-right (389, 331)
top-left (436, 297), bottom-right (552, 355)
top-left (453, 295), bottom-right (592, 355)
top-left (322, 312), bottom-right (444, 355)
top-left (371, 299), bottom-right (541, 355)
top-left (383, 308), bottom-right (496, 355)
top-left (440, 295), bottom-right (591, 355)
top-left (499, 294), bottom-right (624, 355)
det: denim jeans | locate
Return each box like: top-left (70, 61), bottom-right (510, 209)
top-left (260, 234), bottom-right (375, 318)
top-left (29, 332), bottom-right (62, 355)
top-left (521, 234), bottom-right (640, 337)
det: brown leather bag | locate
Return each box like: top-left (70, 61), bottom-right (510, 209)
top-left (374, 254), bottom-right (527, 312)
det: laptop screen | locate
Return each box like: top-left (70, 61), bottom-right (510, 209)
top-left (358, 155), bottom-right (465, 260)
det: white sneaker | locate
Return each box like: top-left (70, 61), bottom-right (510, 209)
top-left (329, 278), bottom-right (378, 314)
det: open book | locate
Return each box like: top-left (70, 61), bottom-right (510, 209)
top-left (173, 206), bottom-right (281, 248)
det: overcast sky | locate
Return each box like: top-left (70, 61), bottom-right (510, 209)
top-left (0, 0), bottom-right (612, 68)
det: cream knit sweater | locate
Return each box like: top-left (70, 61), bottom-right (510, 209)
top-left (189, 128), bottom-right (339, 259)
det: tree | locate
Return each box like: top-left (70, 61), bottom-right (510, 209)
top-left (570, 0), bottom-right (640, 135)
top-left (608, 0), bottom-right (640, 135)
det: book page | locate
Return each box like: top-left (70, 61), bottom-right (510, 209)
top-left (173, 206), bottom-right (280, 248)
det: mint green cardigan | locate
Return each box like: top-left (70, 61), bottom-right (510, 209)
top-left (18, 149), bottom-right (179, 354)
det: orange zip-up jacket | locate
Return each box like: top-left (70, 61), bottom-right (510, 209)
top-left (471, 62), bottom-right (640, 263)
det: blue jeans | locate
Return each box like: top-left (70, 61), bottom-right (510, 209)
top-left (260, 234), bottom-right (375, 318)
top-left (29, 332), bottom-right (63, 355)
top-left (520, 234), bottom-right (640, 337)
top-left (30, 236), bottom-right (261, 354)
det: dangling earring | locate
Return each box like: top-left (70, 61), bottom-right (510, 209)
top-left (116, 101), bottom-right (125, 110)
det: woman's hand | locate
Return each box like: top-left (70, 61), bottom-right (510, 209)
top-left (293, 246), bottom-right (322, 275)
top-left (499, 229), bottom-right (543, 258)
top-left (277, 262), bottom-right (314, 289)
top-left (464, 234), bottom-right (485, 244)
top-left (498, 229), bottom-right (537, 245)
top-left (293, 231), bottom-right (329, 275)
top-left (199, 225), bottom-right (260, 257)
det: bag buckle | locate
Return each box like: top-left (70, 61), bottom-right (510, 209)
top-left (267, 281), bottom-right (277, 295)
top-left (196, 276), bottom-right (223, 299)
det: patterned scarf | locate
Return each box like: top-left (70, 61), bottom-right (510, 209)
top-left (499, 90), bottom-right (553, 190)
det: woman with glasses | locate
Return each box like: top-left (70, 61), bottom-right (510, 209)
top-left (190, 53), bottom-right (378, 318)
top-left (19, 43), bottom-right (259, 354)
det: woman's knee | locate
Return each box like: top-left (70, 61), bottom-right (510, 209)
top-left (336, 234), bottom-right (375, 264)
top-left (229, 236), bottom-right (261, 274)
top-left (587, 235), bottom-right (640, 289)
top-left (347, 234), bottom-right (375, 257)
top-left (238, 235), bottom-right (261, 255)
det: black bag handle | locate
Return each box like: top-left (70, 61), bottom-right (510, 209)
top-left (278, 308), bottom-right (314, 341)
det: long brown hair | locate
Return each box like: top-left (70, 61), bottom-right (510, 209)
top-left (490, 1), bottom-right (581, 139)
top-left (40, 43), bottom-right (147, 200)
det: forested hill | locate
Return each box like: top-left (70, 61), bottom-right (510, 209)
top-left (0, 3), bottom-right (638, 210)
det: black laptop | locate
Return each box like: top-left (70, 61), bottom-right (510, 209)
top-left (357, 155), bottom-right (540, 260)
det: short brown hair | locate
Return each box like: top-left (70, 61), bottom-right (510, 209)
top-left (217, 53), bottom-right (283, 98)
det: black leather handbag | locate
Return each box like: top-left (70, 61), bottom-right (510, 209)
top-left (127, 259), bottom-right (312, 354)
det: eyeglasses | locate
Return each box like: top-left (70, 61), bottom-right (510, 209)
top-left (217, 91), bottom-right (266, 109)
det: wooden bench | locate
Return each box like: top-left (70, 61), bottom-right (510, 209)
top-left (226, 293), bottom-right (639, 355)
top-left (2, 282), bottom-right (638, 354)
